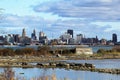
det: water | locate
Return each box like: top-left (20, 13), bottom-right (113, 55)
top-left (0, 59), bottom-right (120, 80)
top-left (91, 46), bottom-right (113, 53)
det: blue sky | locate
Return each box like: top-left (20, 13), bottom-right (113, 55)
top-left (0, 0), bottom-right (120, 41)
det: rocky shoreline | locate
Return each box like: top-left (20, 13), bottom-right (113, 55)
top-left (0, 56), bottom-right (119, 75)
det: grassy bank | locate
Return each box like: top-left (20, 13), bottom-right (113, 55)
top-left (0, 45), bottom-right (120, 61)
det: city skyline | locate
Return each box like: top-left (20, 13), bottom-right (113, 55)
top-left (2, 28), bottom-right (118, 41)
top-left (0, 0), bottom-right (120, 40)
top-left (0, 28), bottom-right (118, 45)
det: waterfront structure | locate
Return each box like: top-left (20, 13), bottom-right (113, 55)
top-left (112, 33), bottom-right (117, 43)
top-left (0, 36), bottom-right (4, 45)
top-left (19, 37), bottom-right (31, 45)
top-left (39, 31), bottom-right (48, 44)
top-left (60, 32), bottom-right (71, 44)
top-left (22, 28), bottom-right (26, 37)
top-left (4, 34), bottom-right (14, 44)
top-left (100, 39), bottom-right (107, 45)
top-left (67, 29), bottom-right (73, 38)
top-left (50, 45), bottom-right (93, 55)
top-left (76, 47), bottom-right (93, 55)
top-left (20, 28), bottom-right (31, 45)
top-left (76, 34), bottom-right (83, 44)
top-left (13, 34), bottom-right (20, 43)
top-left (31, 29), bottom-right (37, 40)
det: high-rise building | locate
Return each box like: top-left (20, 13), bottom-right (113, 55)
top-left (76, 34), bottom-right (83, 44)
top-left (22, 28), bottom-right (26, 37)
top-left (31, 29), bottom-right (37, 40)
top-left (13, 34), bottom-right (20, 43)
top-left (67, 29), bottom-right (73, 38)
top-left (112, 33), bottom-right (117, 43)
top-left (60, 32), bottom-right (71, 44)
top-left (39, 31), bottom-right (48, 44)
top-left (39, 31), bottom-right (45, 37)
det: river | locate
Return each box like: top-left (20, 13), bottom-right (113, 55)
top-left (0, 59), bottom-right (119, 80)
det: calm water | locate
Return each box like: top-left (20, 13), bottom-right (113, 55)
top-left (0, 59), bottom-right (120, 80)
top-left (91, 46), bottom-right (113, 53)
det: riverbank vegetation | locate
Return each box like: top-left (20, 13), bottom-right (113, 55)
top-left (91, 46), bottom-right (120, 58)
top-left (0, 46), bottom-right (51, 56)
top-left (0, 46), bottom-right (75, 57)
top-left (0, 45), bottom-right (120, 59)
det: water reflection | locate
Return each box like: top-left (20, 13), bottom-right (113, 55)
top-left (0, 59), bottom-right (120, 80)
top-left (9, 68), bottom-right (120, 80)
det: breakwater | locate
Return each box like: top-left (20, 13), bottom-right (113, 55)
top-left (0, 61), bottom-right (120, 75)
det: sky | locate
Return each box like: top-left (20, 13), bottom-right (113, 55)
top-left (0, 0), bottom-right (120, 41)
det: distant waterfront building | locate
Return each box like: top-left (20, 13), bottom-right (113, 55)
top-left (100, 39), bottom-right (107, 45)
top-left (5, 34), bottom-right (14, 44)
top-left (76, 34), bottom-right (83, 44)
top-left (67, 29), bottom-right (73, 38)
top-left (0, 36), bottom-right (4, 45)
top-left (22, 28), bottom-right (26, 37)
top-left (112, 33), bottom-right (117, 43)
top-left (60, 32), bottom-right (71, 44)
top-left (20, 37), bottom-right (31, 45)
top-left (31, 29), bottom-right (37, 40)
top-left (20, 28), bottom-right (31, 45)
top-left (13, 34), bottom-right (20, 43)
top-left (39, 31), bottom-right (48, 44)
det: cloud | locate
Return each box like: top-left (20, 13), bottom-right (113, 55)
top-left (0, 14), bottom-right (119, 40)
top-left (0, 14), bottom-right (46, 35)
top-left (49, 19), bottom-right (115, 40)
top-left (33, 0), bottom-right (120, 21)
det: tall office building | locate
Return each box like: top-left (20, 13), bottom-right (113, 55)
top-left (112, 33), bottom-right (117, 43)
top-left (13, 34), bottom-right (20, 43)
top-left (67, 29), bottom-right (73, 38)
top-left (22, 28), bottom-right (26, 37)
top-left (31, 29), bottom-right (37, 40)
top-left (76, 34), bottom-right (83, 44)
top-left (39, 31), bottom-right (48, 44)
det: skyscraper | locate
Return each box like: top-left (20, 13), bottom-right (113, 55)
top-left (22, 28), bottom-right (26, 37)
top-left (112, 33), bottom-right (117, 43)
top-left (76, 34), bottom-right (83, 44)
top-left (67, 29), bottom-right (73, 38)
top-left (31, 29), bottom-right (37, 40)
top-left (39, 31), bottom-right (48, 44)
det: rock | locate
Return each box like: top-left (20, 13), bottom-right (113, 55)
top-left (85, 63), bottom-right (95, 68)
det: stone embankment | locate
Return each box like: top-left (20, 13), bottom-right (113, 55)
top-left (36, 62), bottom-right (120, 74)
